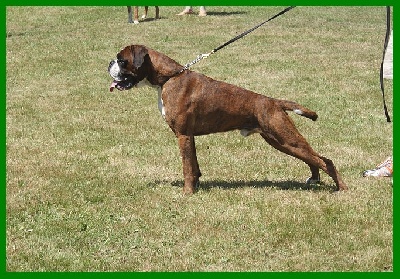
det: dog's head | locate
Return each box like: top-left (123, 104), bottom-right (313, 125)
top-left (108, 45), bottom-right (148, 92)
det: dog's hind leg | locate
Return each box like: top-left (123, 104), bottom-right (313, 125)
top-left (260, 132), bottom-right (347, 191)
top-left (142, 6), bottom-right (149, 19)
top-left (155, 6), bottom-right (160, 19)
top-left (258, 113), bottom-right (347, 191)
top-left (133, 6), bottom-right (139, 24)
top-left (178, 135), bottom-right (201, 194)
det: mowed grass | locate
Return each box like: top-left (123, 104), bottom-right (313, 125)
top-left (6, 6), bottom-right (392, 271)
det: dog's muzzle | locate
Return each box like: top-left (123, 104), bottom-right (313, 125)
top-left (108, 60), bottom-right (124, 81)
top-left (108, 59), bottom-right (137, 92)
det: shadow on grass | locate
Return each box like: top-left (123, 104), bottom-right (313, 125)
top-left (149, 179), bottom-right (335, 192)
top-left (141, 17), bottom-right (162, 23)
top-left (137, 11), bottom-right (247, 23)
top-left (206, 11), bottom-right (247, 16)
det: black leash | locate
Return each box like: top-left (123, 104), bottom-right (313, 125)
top-left (213, 6), bottom-right (296, 53)
top-left (179, 6), bottom-right (295, 73)
top-left (380, 6), bottom-right (391, 123)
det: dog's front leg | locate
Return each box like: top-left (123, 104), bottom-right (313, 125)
top-left (127, 6), bottom-right (133, 23)
top-left (178, 135), bottom-right (201, 194)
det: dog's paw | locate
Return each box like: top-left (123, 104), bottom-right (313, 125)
top-left (133, 20), bottom-right (140, 24)
top-left (305, 177), bottom-right (320, 184)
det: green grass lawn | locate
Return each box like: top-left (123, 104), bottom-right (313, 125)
top-left (6, 6), bottom-right (392, 271)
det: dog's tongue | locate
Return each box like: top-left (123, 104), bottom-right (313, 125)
top-left (110, 81), bottom-right (118, 92)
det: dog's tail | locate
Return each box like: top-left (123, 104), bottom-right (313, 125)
top-left (278, 100), bottom-right (318, 121)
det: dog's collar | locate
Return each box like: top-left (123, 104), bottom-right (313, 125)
top-left (169, 67), bottom-right (188, 79)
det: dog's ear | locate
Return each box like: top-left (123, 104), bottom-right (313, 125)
top-left (131, 45), bottom-right (148, 69)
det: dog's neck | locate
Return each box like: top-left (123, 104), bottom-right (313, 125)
top-left (143, 49), bottom-right (184, 86)
top-left (135, 78), bottom-right (166, 119)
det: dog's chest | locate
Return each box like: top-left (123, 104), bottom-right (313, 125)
top-left (136, 78), bottom-right (166, 119)
top-left (157, 88), bottom-right (166, 119)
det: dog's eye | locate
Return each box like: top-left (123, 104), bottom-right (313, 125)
top-left (117, 59), bottom-right (127, 68)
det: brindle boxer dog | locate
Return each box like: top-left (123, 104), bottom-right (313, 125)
top-left (108, 45), bottom-right (348, 194)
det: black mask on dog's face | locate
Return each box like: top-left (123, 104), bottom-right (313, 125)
top-left (108, 59), bottom-right (138, 92)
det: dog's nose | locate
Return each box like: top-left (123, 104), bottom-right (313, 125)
top-left (108, 60), bottom-right (116, 72)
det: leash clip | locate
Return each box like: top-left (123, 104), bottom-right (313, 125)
top-left (181, 52), bottom-right (213, 72)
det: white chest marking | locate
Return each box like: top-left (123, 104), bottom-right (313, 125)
top-left (136, 78), bottom-right (166, 119)
top-left (157, 88), bottom-right (166, 119)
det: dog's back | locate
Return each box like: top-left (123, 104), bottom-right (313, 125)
top-left (163, 70), bottom-right (317, 136)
